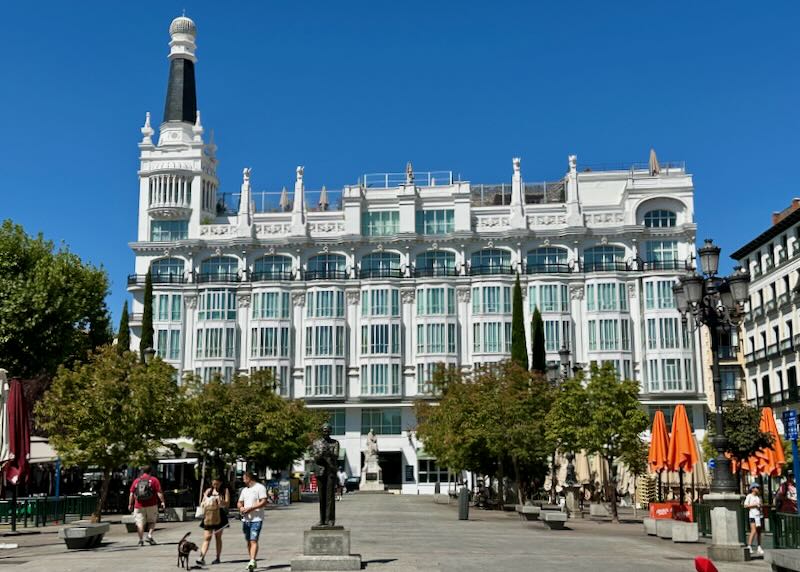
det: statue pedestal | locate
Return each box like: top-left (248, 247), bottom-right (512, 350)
top-left (360, 459), bottom-right (384, 492)
top-left (564, 486), bottom-right (582, 518)
top-left (291, 526), bottom-right (362, 571)
top-left (705, 493), bottom-right (750, 562)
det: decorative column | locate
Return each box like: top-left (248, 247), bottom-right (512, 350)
top-left (183, 294), bottom-right (198, 375)
top-left (236, 291), bottom-right (252, 374)
top-left (457, 286), bottom-right (471, 371)
top-left (345, 289), bottom-right (361, 399)
top-left (400, 288), bottom-right (416, 395)
top-left (291, 291), bottom-right (306, 398)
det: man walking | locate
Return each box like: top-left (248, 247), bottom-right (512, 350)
top-left (238, 472), bottom-right (268, 572)
top-left (128, 465), bottom-right (165, 546)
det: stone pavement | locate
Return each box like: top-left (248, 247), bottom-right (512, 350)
top-left (0, 494), bottom-right (772, 571)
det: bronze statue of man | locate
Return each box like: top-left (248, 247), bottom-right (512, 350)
top-left (311, 422), bottom-right (340, 527)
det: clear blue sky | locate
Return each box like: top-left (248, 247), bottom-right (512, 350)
top-left (1, 1), bottom-right (798, 324)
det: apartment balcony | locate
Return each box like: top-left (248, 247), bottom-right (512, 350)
top-left (582, 261), bottom-right (633, 272)
top-left (768, 343), bottom-right (780, 357)
top-left (468, 265), bottom-right (516, 276)
top-left (197, 272), bottom-right (242, 284)
top-left (525, 263), bottom-right (572, 274)
top-left (717, 345), bottom-right (739, 360)
top-left (250, 270), bottom-right (295, 282)
top-left (358, 268), bottom-right (405, 280)
top-left (127, 274), bottom-right (188, 286)
top-left (639, 259), bottom-right (692, 272)
top-left (303, 269), bottom-right (351, 281)
top-left (412, 266), bottom-right (460, 278)
top-left (780, 338), bottom-right (794, 354)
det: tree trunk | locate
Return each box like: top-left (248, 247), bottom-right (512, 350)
top-left (550, 450), bottom-right (558, 505)
top-left (497, 456), bottom-right (505, 510)
top-left (608, 456), bottom-right (619, 523)
top-left (511, 456), bottom-right (523, 505)
top-left (92, 467), bottom-right (112, 523)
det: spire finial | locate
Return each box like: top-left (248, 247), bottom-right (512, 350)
top-left (140, 111), bottom-right (154, 145)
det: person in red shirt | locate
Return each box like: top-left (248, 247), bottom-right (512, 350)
top-left (128, 465), bottom-right (166, 546)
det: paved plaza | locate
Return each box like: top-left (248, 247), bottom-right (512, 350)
top-left (0, 495), bottom-right (772, 571)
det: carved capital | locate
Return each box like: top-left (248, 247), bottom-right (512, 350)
top-left (400, 288), bottom-right (416, 304)
top-left (292, 292), bottom-right (306, 307)
top-left (346, 290), bottom-right (361, 305)
top-left (237, 294), bottom-right (251, 308)
top-left (569, 286), bottom-right (584, 301)
top-left (457, 286), bottom-right (471, 303)
top-left (185, 295), bottom-right (198, 309)
top-left (627, 283), bottom-right (638, 299)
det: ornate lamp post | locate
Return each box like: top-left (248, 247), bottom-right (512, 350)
top-left (672, 239), bottom-right (750, 494)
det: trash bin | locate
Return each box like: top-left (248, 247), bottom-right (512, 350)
top-left (458, 487), bottom-right (469, 520)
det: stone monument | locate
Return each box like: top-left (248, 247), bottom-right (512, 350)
top-left (360, 429), bottom-right (385, 491)
top-left (291, 423), bottom-right (362, 571)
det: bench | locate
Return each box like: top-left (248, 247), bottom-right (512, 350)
top-left (542, 512), bottom-right (568, 530)
top-left (516, 505), bottom-right (541, 521)
top-left (58, 521), bottom-right (110, 549)
top-left (767, 549), bottom-right (800, 571)
top-left (121, 515), bottom-right (138, 533)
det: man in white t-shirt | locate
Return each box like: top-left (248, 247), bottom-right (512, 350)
top-left (238, 472), bottom-right (268, 572)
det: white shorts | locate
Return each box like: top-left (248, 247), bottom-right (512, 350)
top-left (134, 505), bottom-right (158, 526)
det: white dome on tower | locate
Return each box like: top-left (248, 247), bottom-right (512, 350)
top-left (169, 15), bottom-right (196, 37)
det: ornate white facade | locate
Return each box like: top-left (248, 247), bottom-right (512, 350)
top-left (128, 16), bottom-right (706, 493)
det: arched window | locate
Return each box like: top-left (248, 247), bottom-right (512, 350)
top-left (643, 210), bottom-right (677, 228)
top-left (415, 250), bottom-right (457, 277)
top-left (360, 252), bottom-right (402, 279)
top-left (253, 255), bottom-right (293, 281)
top-left (583, 246), bottom-right (626, 272)
top-left (306, 254), bottom-right (347, 280)
top-left (526, 248), bottom-right (569, 274)
top-left (470, 249), bottom-right (512, 276)
top-left (199, 256), bottom-right (239, 283)
top-left (150, 258), bottom-right (185, 283)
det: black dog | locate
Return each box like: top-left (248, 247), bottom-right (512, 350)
top-left (177, 532), bottom-right (198, 570)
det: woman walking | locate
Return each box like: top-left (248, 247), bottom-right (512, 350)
top-left (744, 483), bottom-right (764, 556)
top-left (197, 477), bottom-right (230, 566)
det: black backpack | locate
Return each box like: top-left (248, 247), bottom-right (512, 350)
top-left (135, 477), bottom-right (155, 502)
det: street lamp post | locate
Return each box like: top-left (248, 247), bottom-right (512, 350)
top-left (143, 347), bottom-right (156, 365)
top-left (672, 239), bottom-right (750, 495)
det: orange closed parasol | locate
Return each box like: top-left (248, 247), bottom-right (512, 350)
top-left (667, 404), bottom-right (698, 506)
top-left (744, 407), bottom-right (785, 477)
top-left (648, 410), bottom-right (670, 501)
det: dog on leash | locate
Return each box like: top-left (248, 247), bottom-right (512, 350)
top-left (177, 532), bottom-right (198, 570)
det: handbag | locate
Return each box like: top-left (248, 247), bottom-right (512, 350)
top-left (194, 505), bottom-right (204, 519)
top-left (203, 495), bottom-right (222, 526)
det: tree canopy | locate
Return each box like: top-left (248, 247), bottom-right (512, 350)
top-left (0, 220), bottom-right (111, 379)
top-left (35, 346), bottom-right (185, 518)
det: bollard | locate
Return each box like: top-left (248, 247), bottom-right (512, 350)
top-left (458, 487), bottom-right (469, 520)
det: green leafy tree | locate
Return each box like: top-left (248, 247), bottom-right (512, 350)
top-left (185, 370), bottom-right (324, 474)
top-left (580, 363), bottom-right (648, 522)
top-left (530, 307), bottom-right (546, 373)
top-left (620, 438), bottom-right (649, 517)
top-left (117, 301), bottom-right (130, 355)
top-left (545, 374), bottom-right (588, 500)
top-left (707, 401), bottom-right (773, 492)
top-left (510, 275), bottom-right (528, 370)
top-left (0, 220), bottom-right (111, 379)
top-left (35, 346), bottom-right (185, 520)
top-left (140, 270), bottom-right (154, 362)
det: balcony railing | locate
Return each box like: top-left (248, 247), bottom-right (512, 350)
top-left (781, 338), bottom-right (794, 352)
top-left (640, 259), bottom-right (690, 271)
top-left (754, 348), bottom-right (766, 361)
top-left (250, 270), bottom-right (294, 282)
top-left (468, 265), bottom-right (516, 276)
top-left (582, 261), bottom-right (632, 272)
top-left (127, 274), bottom-right (188, 285)
top-left (197, 272), bottom-right (241, 284)
top-left (525, 263), bottom-right (572, 274)
top-left (304, 270), bottom-right (350, 281)
top-left (768, 343), bottom-right (780, 357)
top-left (413, 266), bottom-right (460, 278)
top-left (717, 345), bottom-right (739, 359)
top-left (359, 268), bottom-right (405, 279)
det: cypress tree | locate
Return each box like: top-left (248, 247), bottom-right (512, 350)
top-left (117, 301), bottom-right (130, 354)
top-left (530, 307), bottom-right (546, 373)
top-left (510, 274), bottom-right (528, 370)
top-left (140, 270), bottom-right (154, 362)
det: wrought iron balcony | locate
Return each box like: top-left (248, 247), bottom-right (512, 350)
top-left (413, 266), bottom-right (460, 278)
top-left (468, 265), bottom-right (516, 276)
top-left (197, 272), bottom-right (241, 284)
top-left (359, 268), bottom-right (405, 279)
top-left (250, 270), bottom-right (294, 282)
top-left (127, 273), bottom-right (188, 285)
top-left (717, 345), bottom-right (739, 360)
top-left (640, 259), bottom-right (690, 271)
top-left (525, 263), bottom-right (572, 274)
top-left (582, 261), bottom-right (632, 272)
top-left (303, 269), bottom-right (350, 281)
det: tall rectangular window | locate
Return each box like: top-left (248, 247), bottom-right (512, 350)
top-left (361, 211), bottom-right (399, 236)
top-left (150, 220), bottom-right (188, 241)
top-left (361, 408), bottom-right (402, 434)
top-left (586, 284), bottom-right (595, 311)
top-left (171, 295), bottom-right (182, 321)
top-left (544, 320), bottom-right (560, 352)
top-left (588, 320), bottom-right (597, 351)
top-left (415, 210), bottom-right (454, 235)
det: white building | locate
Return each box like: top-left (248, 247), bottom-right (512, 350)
top-left (128, 16), bottom-right (706, 493)
top-left (731, 199), bottom-right (800, 416)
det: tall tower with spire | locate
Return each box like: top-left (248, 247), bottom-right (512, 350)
top-left (136, 14), bottom-right (218, 243)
